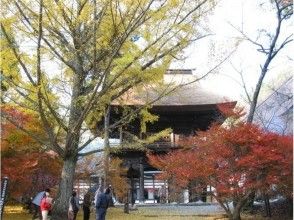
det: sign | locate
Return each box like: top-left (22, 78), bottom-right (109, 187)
top-left (0, 177), bottom-right (9, 220)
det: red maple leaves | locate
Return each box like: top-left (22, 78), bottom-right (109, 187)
top-left (1, 105), bottom-right (61, 197)
top-left (148, 120), bottom-right (292, 204)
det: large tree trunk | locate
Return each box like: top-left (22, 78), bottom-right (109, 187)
top-left (50, 72), bottom-right (83, 218)
top-left (50, 71), bottom-right (83, 219)
top-left (232, 204), bottom-right (242, 220)
top-left (52, 156), bottom-right (77, 220)
top-left (231, 210), bottom-right (241, 220)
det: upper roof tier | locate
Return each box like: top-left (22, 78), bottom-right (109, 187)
top-left (113, 69), bottom-right (235, 111)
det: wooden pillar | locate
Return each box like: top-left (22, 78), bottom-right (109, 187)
top-left (139, 158), bottom-right (144, 203)
top-left (152, 174), bottom-right (155, 203)
top-left (164, 180), bottom-right (168, 203)
top-left (119, 126), bottom-right (123, 144)
top-left (130, 176), bottom-right (135, 205)
top-left (166, 180), bottom-right (169, 203)
top-left (210, 185), bottom-right (212, 202)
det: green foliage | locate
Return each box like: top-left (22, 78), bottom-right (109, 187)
top-left (140, 107), bottom-right (159, 134)
top-left (0, 18), bottom-right (20, 93)
top-left (111, 128), bottom-right (172, 154)
top-left (1, 0), bottom-right (215, 143)
top-left (143, 128), bottom-right (172, 144)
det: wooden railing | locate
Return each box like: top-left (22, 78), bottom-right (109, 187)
top-left (146, 141), bottom-right (180, 150)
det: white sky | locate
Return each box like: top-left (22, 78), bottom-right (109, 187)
top-left (171, 0), bottom-right (293, 105)
top-left (16, 0), bottom-right (292, 108)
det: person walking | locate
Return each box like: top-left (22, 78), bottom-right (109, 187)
top-left (83, 191), bottom-right (91, 220)
top-left (108, 185), bottom-right (114, 207)
top-left (95, 187), bottom-right (111, 220)
top-left (94, 186), bottom-right (102, 206)
top-left (68, 191), bottom-right (80, 220)
top-left (40, 190), bottom-right (53, 220)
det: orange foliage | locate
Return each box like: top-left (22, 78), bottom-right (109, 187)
top-left (1, 105), bottom-right (62, 198)
top-left (108, 158), bottom-right (128, 203)
top-left (2, 152), bottom-right (62, 198)
top-left (148, 122), bottom-right (293, 200)
top-left (1, 104), bottom-right (46, 155)
top-left (217, 102), bottom-right (246, 121)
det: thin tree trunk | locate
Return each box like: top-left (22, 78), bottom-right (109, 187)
top-left (52, 157), bottom-right (77, 220)
top-left (246, 1), bottom-right (287, 123)
top-left (247, 66), bottom-right (269, 123)
top-left (215, 197), bottom-right (233, 220)
top-left (219, 195), bottom-right (250, 220)
top-left (264, 193), bottom-right (271, 217)
top-left (245, 191), bottom-right (255, 212)
top-left (104, 105), bottom-right (110, 189)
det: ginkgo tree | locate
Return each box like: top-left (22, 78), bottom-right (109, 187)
top-left (148, 106), bottom-right (292, 220)
top-left (1, 0), bottom-right (216, 218)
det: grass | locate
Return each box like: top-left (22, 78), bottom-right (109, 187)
top-left (3, 206), bottom-right (226, 220)
top-left (3, 206), bottom-right (292, 220)
top-left (106, 207), bottom-right (226, 220)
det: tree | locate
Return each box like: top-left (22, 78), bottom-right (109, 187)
top-left (230, 1), bottom-right (292, 212)
top-left (2, 152), bottom-right (62, 198)
top-left (1, 105), bottom-right (46, 154)
top-left (1, 0), bottom-right (216, 218)
top-left (75, 153), bottom-right (103, 180)
top-left (230, 0), bottom-right (293, 123)
top-left (254, 76), bottom-right (293, 135)
top-left (148, 107), bottom-right (292, 220)
top-left (1, 105), bottom-right (62, 198)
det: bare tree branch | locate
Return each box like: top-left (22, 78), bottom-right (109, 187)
top-left (78, 148), bottom-right (104, 157)
top-left (229, 0), bottom-right (292, 122)
top-left (230, 62), bottom-right (252, 103)
top-left (35, 0), bottom-right (64, 157)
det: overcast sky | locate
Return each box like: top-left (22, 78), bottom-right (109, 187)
top-left (77, 0), bottom-right (293, 149)
top-left (171, 0), bottom-right (293, 105)
top-left (18, 0), bottom-right (293, 107)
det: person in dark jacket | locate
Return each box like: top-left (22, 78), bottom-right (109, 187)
top-left (95, 187), bottom-right (111, 220)
top-left (68, 191), bottom-right (80, 220)
top-left (83, 191), bottom-right (91, 220)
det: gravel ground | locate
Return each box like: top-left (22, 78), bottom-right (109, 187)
top-left (130, 204), bottom-right (226, 216)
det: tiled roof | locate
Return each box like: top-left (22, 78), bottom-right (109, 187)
top-left (113, 69), bottom-right (233, 107)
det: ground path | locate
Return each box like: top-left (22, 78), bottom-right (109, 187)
top-left (133, 203), bottom-right (226, 216)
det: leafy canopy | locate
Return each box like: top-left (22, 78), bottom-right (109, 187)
top-left (1, 0), bottom-right (215, 158)
top-left (148, 105), bottom-right (292, 217)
